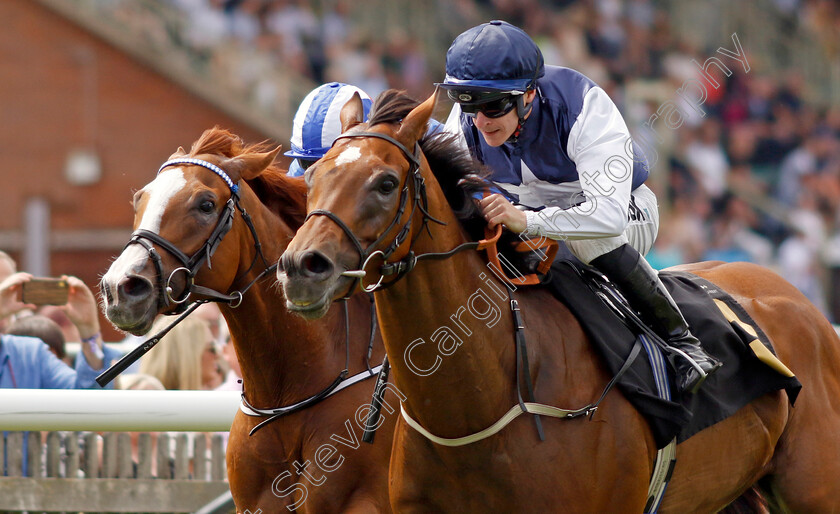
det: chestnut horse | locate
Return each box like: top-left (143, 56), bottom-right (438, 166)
top-left (279, 90), bottom-right (840, 513)
top-left (100, 129), bottom-right (394, 513)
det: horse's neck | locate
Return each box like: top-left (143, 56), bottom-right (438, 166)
top-left (376, 207), bottom-right (520, 435)
top-left (222, 193), bottom-right (365, 408)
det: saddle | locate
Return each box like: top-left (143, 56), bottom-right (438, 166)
top-left (482, 232), bottom-right (802, 447)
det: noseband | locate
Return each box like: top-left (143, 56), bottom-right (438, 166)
top-left (305, 131), bottom-right (445, 295)
top-left (125, 158), bottom-right (273, 314)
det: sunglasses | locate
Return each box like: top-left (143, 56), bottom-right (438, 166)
top-left (448, 90), bottom-right (518, 119)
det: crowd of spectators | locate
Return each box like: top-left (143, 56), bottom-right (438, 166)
top-left (86, 0), bottom-right (840, 324)
top-left (128, 0), bottom-right (839, 319)
top-left (519, 0), bottom-right (840, 321)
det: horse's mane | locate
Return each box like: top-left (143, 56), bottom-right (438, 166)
top-left (368, 90), bottom-right (488, 230)
top-left (189, 127), bottom-right (307, 229)
top-left (367, 90), bottom-right (422, 126)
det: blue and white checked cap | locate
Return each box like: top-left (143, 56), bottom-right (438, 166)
top-left (285, 82), bottom-right (372, 160)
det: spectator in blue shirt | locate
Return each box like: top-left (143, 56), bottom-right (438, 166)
top-left (7, 314), bottom-right (71, 365)
top-left (0, 272), bottom-right (120, 389)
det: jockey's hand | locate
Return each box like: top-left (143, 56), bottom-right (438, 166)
top-left (478, 194), bottom-right (527, 233)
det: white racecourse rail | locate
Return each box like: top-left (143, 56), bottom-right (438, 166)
top-left (0, 389), bottom-right (241, 431)
top-left (5, 326), bottom-right (839, 431)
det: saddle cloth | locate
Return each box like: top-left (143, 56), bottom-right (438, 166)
top-left (542, 260), bottom-right (802, 449)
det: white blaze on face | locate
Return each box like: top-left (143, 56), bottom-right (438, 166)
top-left (335, 146), bottom-right (361, 166)
top-left (136, 169), bottom-right (188, 232)
top-left (103, 169), bottom-right (188, 290)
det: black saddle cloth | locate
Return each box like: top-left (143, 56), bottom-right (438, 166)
top-left (542, 260), bottom-right (802, 449)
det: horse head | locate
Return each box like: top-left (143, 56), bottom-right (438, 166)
top-left (101, 128), bottom-right (285, 335)
top-left (277, 90), bottom-right (441, 318)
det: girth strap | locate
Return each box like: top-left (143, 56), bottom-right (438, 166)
top-left (400, 338), bottom-right (643, 447)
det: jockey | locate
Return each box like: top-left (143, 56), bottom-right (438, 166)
top-left (285, 82), bottom-right (373, 177)
top-left (286, 82), bottom-right (448, 177)
top-left (440, 20), bottom-right (721, 394)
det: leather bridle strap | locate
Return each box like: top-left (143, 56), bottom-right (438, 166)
top-left (305, 131), bottom-right (447, 294)
top-left (97, 158), bottom-right (274, 386)
top-left (379, 240), bottom-right (481, 278)
top-left (305, 209), bottom-right (367, 262)
top-left (239, 300), bottom-right (380, 435)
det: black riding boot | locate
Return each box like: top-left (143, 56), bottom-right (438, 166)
top-left (591, 244), bottom-right (723, 394)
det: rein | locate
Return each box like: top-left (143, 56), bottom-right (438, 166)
top-left (240, 300), bottom-right (381, 435)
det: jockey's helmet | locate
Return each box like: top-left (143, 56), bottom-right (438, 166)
top-left (438, 21), bottom-right (543, 140)
top-left (439, 21), bottom-right (544, 105)
top-left (286, 82), bottom-right (372, 177)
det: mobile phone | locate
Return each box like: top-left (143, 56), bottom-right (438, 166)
top-left (21, 278), bottom-right (69, 306)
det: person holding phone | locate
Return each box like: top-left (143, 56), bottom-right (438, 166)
top-left (0, 271), bottom-right (120, 389)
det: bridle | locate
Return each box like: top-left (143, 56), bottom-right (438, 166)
top-left (125, 158), bottom-right (275, 314)
top-left (98, 157), bottom-right (278, 387)
top-left (118, 157), bottom-right (383, 435)
top-left (306, 131), bottom-right (447, 295)
top-left (305, 131), bottom-right (441, 295)
top-left (305, 131), bottom-right (486, 295)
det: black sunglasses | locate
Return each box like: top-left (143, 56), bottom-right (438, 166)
top-left (447, 90), bottom-right (518, 119)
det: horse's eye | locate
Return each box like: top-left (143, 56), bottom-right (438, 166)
top-left (378, 178), bottom-right (398, 195)
top-left (199, 200), bottom-right (215, 214)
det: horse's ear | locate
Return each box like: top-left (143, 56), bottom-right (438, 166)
top-left (223, 146), bottom-right (282, 181)
top-left (340, 92), bottom-right (365, 132)
top-left (398, 89), bottom-right (438, 144)
top-left (168, 146), bottom-right (187, 159)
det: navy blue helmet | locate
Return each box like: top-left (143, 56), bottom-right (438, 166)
top-left (440, 20), bottom-right (545, 102)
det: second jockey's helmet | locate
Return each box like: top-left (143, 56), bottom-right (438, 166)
top-left (286, 82), bottom-right (372, 177)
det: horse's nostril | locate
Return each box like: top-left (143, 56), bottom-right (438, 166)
top-left (278, 253), bottom-right (291, 273)
top-left (119, 276), bottom-right (153, 300)
top-left (300, 251), bottom-right (333, 277)
top-left (101, 280), bottom-right (114, 305)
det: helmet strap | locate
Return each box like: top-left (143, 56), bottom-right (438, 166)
top-left (507, 94), bottom-right (534, 144)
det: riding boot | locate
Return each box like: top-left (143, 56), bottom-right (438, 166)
top-left (590, 244), bottom-right (723, 394)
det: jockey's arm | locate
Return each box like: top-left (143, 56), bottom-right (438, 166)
top-left (522, 87), bottom-right (633, 241)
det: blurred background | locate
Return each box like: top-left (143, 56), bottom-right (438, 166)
top-left (1, 0), bottom-right (838, 341)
